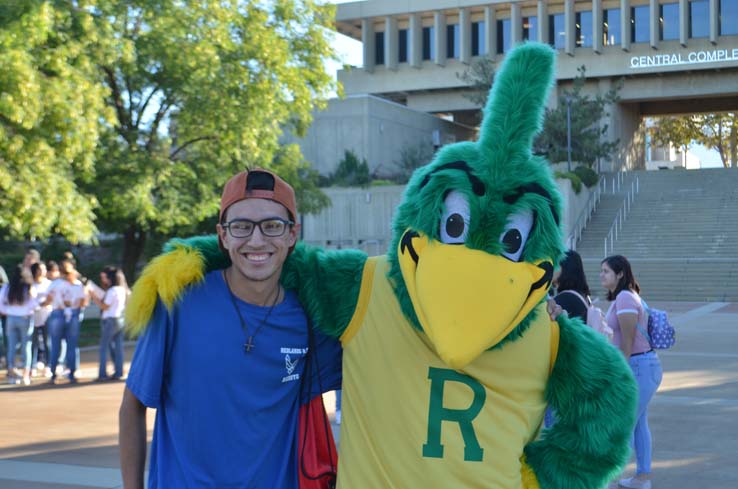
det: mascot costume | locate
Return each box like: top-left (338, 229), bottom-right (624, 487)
top-left (126, 43), bottom-right (637, 488)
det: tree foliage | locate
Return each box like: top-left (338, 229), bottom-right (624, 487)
top-left (1, 1), bottom-right (338, 279)
top-left (0, 1), bottom-right (112, 242)
top-left (322, 149), bottom-right (370, 187)
top-left (650, 113), bottom-right (738, 168)
top-left (460, 60), bottom-right (621, 167)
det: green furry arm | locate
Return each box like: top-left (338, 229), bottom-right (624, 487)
top-left (281, 242), bottom-right (368, 338)
top-left (525, 317), bottom-right (637, 489)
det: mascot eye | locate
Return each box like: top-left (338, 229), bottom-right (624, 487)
top-left (440, 191), bottom-right (470, 244)
top-left (499, 210), bottom-right (534, 262)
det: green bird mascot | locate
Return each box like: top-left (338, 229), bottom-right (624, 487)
top-left (126, 43), bottom-right (637, 488)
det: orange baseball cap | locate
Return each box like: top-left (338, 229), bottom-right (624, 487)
top-left (218, 168), bottom-right (299, 252)
top-left (219, 168), bottom-right (298, 223)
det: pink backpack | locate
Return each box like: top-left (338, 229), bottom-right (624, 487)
top-left (560, 290), bottom-right (613, 341)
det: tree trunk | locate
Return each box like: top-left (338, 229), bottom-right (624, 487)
top-left (122, 225), bottom-right (147, 283)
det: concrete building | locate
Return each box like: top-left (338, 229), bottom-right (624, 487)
top-left (298, 0), bottom-right (738, 174)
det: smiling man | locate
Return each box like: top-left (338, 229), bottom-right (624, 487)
top-left (118, 169), bottom-right (342, 489)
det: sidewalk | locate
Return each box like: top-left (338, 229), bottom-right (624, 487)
top-left (0, 302), bottom-right (736, 488)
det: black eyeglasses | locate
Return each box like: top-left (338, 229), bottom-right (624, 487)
top-left (222, 218), bottom-right (294, 238)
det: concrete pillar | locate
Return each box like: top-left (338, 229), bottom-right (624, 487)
top-left (537, 0), bottom-right (548, 44)
top-left (434, 11), bottom-right (447, 66)
top-left (485, 7), bottom-right (497, 58)
top-left (362, 19), bottom-right (375, 73)
top-left (385, 17), bottom-right (398, 71)
top-left (593, 0), bottom-right (603, 53)
top-left (679, 0), bottom-right (688, 46)
top-left (650, 0), bottom-right (659, 49)
top-left (460, 8), bottom-right (472, 64)
top-left (710, 0), bottom-right (719, 44)
top-left (409, 13), bottom-right (422, 68)
top-left (511, 2), bottom-right (522, 47)
top-left (565, 0), bottom-right (575, 55)
top-left (621, 0), bottom-right (631, 51)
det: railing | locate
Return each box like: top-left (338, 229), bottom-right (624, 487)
top-left (603, 175), bottom-right (640, 257)
top-left (567, 176), bottom-right (605, 250)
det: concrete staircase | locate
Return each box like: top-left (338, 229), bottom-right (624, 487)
top-left (575, 168), bottom-right (738, 302)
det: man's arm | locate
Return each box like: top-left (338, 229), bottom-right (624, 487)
top-left (119, 387), bottom-right (148, 489)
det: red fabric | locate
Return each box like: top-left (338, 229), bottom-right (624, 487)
top-left (298, 395), bottom-right (337, 489)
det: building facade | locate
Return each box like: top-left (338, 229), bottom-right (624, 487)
top-left (325, 0), bottom-right (738, 172)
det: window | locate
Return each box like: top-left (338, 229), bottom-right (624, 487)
top-left (472, 21), bottom-right (486, 56)
top-left (690, 0), bottom-right (709, 38)
top-left (576, 11), bottom-right (593, 47)
top-left (496, 18), bottom-right (511, 54)
top-left (375, 31), bottom-right (385, 65)
top-left (660, 3), bottom-right (680, 41)
top-left (718, 0), bottom-right (738, 36)
top-left (548, 13), bottom-right (566, 49)
top-left (422, 26), bottom-right (435, 60)
top-left (603, 8), bottom-right (622, 45)
top-left (523, 16), bottom-right (538, 41)
top-left (631, 5), bottom-right (650, 43)
top-left (447, 24), bottom-right (460, 58)
top-left (398, 29), bottom-right (408, 63)
top-left (721, 0), bottom-right (738, 35)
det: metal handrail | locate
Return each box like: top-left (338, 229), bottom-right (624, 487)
top-left (567, 176), bottom-right (605, 250)
top-left (604, 175), bottom-right (640, 257)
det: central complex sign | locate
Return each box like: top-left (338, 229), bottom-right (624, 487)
top-left (630, 48), bottom-right (738, 68)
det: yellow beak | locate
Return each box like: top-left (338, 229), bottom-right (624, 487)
top-left (398, 230), bottom-right (552, 370)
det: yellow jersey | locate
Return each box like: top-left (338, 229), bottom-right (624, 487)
top-left (337, 256), bottom-right (558, 488)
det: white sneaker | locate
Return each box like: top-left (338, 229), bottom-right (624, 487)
top-left (619, 477), bottom-right (652, 489)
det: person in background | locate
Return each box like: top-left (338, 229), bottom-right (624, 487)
top-left (552, 249), bottom-right (592, 323)
top-left (23, 248), bottom-right (41, 270)
top-left (0, 264), bottom-right (8, 370)
top-left (30, 262), bottom-right (52, 377)
top-left (90, 266), bottom-right (128, 380)
top-left (601, 255), bottom-right (662, 489)
top-left (46, 259), bottom-right (87, 384)
top-left (0, 265), bottom-right (39, 385)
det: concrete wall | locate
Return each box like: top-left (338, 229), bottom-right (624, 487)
top-left (287, 95), bottom-right (474, 177)
top-left (302, 177), bottom-right (594, 252)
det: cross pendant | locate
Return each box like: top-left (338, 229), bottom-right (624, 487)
top-left (244, 336), bottom-right (255, 353)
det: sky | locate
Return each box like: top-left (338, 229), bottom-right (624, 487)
top-left (324, 1), bottom-right (724, 169)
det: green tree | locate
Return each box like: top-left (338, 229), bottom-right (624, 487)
top-left (460, 60), bottom-right (621, 167)
top-left (324, 149), bottom-right (370, 187)
top-left (0, 1), bottom-right (112, 243)
top-left (2, 1), bottom-right (338, 279)
top-left (650, 113), bottom-right (738, 168)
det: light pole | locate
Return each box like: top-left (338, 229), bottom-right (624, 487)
top-left (566, 96), bottom-right (572, 172)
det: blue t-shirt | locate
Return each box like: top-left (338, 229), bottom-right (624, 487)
top-left (126, 271), bottom-right (342, 489)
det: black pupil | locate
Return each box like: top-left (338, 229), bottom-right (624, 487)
top-left (502, 229), bottom-right (522, 253)
top-left (445, 213), bottom-right (465, 239)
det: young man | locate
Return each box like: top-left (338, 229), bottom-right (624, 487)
top-left (119, 169), bottom-right (342, 489)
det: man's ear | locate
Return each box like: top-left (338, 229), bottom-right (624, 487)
top-left (216, 223), bottom-right (229, 251)
top-left (288, 223), bottom-right (301, 247)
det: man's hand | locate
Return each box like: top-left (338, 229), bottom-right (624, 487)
top-left (547, 298), bottom-right (563, 320)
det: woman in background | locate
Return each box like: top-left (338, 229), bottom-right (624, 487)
top-left (601, 255), bottom-right (661, 489)
top-left (30, 262), bottom-right (52, 376)
top-left (552, 249), bottom-right (591, 323)
top-left (90, 266), bottom-right (128, 380)
top-left (0, 265), bottom-right (38, 385)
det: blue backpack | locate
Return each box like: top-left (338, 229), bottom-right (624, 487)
top-left (639, 300), bottom-right (676, 349)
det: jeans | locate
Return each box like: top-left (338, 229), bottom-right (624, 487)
top-left (32, 324), bottom-right (49, 366)
top-left (6, 315), bottom-right (34, 371)
top-left (628, 350), bottom-right (663, 475)
top-left (48, 309), bottom-right (82, 378)
top-left (99, 317), bottom-right (124, 378)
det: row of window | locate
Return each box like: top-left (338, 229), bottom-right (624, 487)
top-left (374, 0), bottom-right (738, 64)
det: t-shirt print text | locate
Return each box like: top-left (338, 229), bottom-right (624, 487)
top-left (281, 346), bottom-right (308, 383)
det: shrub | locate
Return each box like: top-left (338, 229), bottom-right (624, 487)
top-left (555, 171), bottom-right (583, 194)
top-left (573, 166), bottom-right (599, 188)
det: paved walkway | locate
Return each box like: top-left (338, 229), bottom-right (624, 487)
top-left (0, 302), bottom-right (736, 488)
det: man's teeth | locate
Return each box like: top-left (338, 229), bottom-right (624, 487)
top-left (245, 253), bottom-right (269, 262)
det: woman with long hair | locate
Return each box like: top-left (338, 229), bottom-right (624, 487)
top-left (552, 249), bottom-right (592, 322)
top-left (601, 255), bottom-right (661, 489)
top-left (0, 264), bottom-right (39, 385)
top-left (90, 266), bottom-right (128, 380)
top-left (31, 262), bottom-right (52, 375)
